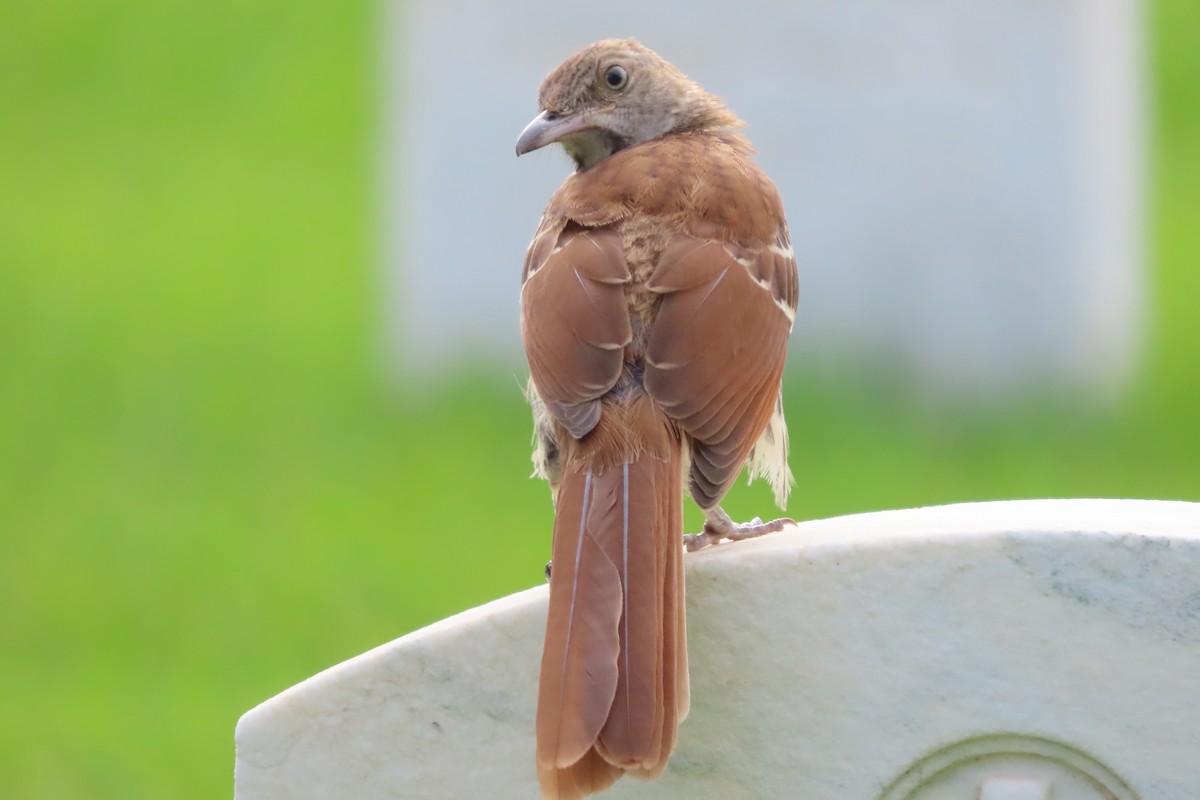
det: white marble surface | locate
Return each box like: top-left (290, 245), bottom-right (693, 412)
top-left (383, 1), bottom-right (1144, 394)
top-left (234, 500), bottom-right (1200, 799)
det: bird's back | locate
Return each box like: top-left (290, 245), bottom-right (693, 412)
top-left (524, 131), bottom-right (792, 379)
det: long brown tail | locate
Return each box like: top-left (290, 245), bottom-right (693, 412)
top-left (536, 403), bottom-right (688, 799)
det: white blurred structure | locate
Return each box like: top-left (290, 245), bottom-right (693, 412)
top-left (382, 0), bottom-right (1144, 394)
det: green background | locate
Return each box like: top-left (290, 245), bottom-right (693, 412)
top-left (1, 2), bottom-right (1196, 798)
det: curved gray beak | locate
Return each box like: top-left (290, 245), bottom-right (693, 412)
top-left (515, 110), bottom-right (591, 156)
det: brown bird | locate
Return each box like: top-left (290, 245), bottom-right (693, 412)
top-left (515, 39), bottom-right (797, 799)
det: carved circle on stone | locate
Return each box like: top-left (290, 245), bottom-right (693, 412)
top-left (877, 734), bottom-right (1139, 800)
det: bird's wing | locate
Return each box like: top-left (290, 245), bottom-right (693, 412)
top-left (521, 219), bottom-right (633, 440)
top-left (644, 228), bottom-right (797, 509)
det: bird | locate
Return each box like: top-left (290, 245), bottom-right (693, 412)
top-left (515, 39), bottom-right (798, 799)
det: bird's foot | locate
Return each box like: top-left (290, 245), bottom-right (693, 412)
top-left (683, 507), bottom-right (795, 552)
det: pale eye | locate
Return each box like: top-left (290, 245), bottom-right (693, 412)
top-left (604, 65), bottom-right (628, 90)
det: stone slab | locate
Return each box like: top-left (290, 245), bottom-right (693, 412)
top-left (234, 500), bottom-right (1200, 799)
top-left (384, 1), bottom-right (1145, 393)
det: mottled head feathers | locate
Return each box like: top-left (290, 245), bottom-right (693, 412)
top-left (516, 39), bottom-right (744, 170)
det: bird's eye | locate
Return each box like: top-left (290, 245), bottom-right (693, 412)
top-left (604, 65), bottom-right (628, 90)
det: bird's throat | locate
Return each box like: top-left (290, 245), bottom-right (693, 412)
top-left (563, 129), bottom-right (631, 171)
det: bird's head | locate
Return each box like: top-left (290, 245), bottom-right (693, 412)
top-left (515, 38), bottom-right (743, 170)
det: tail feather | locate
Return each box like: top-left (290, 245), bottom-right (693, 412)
top-left (537, 471), bottom-right (624, 768)
top-left (537, 747), bottom-right (622, 800)
top-left (631, 467), bottom-right (686, 779)
top-left (536, 408), bottom-right (687, 797)
top-left (595, 459), bottom-right (667, 768)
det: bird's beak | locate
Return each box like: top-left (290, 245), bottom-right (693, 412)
top-left (515, 110), bottom-right (592, 156)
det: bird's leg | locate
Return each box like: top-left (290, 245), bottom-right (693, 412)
top-left (683, 506), bottom-right (795, 552)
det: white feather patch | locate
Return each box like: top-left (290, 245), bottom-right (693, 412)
top-left (746, 392), bottom-right (794, 508)
top-left (526, 379), bottom-right (556, 481)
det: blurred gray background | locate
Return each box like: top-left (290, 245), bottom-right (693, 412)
top-left (384, 0), bottom-right (1144, 395)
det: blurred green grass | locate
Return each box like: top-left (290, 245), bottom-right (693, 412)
top-left (0, 2), bottom-right (1196, 799)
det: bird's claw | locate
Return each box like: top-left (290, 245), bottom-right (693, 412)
top-left (683, 516), bottom-right (795, 552)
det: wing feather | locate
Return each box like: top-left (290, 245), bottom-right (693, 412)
top-left (521, 226), bottom-right (632, 439)
top-left (645, 233), bottom-right (795, 509)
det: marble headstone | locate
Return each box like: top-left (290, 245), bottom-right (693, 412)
top-left (235, 499), bottom-right (1200, 799)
